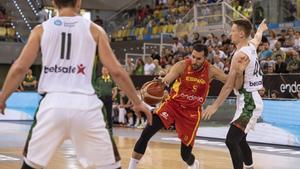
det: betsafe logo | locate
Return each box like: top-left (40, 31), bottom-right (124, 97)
top-left (44, 64), bottom-right (86, 75)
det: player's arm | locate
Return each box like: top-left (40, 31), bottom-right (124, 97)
top-left (0, 25), bottom-right (42, 113)
top-left (203, 52), bottom-right (248, 120)
top-left (209, 65), bottom-right (227, 83)
top-left (92, 24), bottom-right (153, 124)
top-left (162, 60), bottom-right (185, 86)
top-left (249, 19), bottom-right (268, 48)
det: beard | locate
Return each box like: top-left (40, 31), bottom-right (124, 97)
top-left (192, 63), bottom-right (203, 71)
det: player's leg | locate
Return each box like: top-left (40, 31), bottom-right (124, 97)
top-left (180, 142), bottom-right (200, 169)
top-left (173, 105), bottom-right (201, 169)
top-left (225, 125), bottom-right (246, 169)
top-left (22, 107), bottom-right (67, 169)
top-left (71, 105), bottom-right (118, 169)
top-left (239, 135), bottom-right (254, 169)
top-left (102, 106), bottom-right (122, 166)
top-left (128, 114), bottom-right (164, 169)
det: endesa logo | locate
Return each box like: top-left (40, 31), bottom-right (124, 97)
top-left (44, 64), bottom-right (86, 75)
top-left (179, 93), bottom-right (204, 102)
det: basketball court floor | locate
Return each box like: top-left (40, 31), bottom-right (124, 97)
top-left (0, 121), bottom-right (299, 169)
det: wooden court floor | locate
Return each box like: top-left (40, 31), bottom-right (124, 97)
top-left (0, 123), bottom-right (299, 169)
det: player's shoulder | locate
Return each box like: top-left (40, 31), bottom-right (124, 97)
top-left (90, 22), bottom-right (107, 42)
top-left (90, 22), bottom-right (105, 34)
top-left (30, 24), bottom-right (44, 37)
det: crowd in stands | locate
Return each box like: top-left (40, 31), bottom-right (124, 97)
top-left (0, 3), bottom-right (17, 42)
top-left (111, 0), bottom-right (254, 40)
top-left (124, 26), bottom-right (300, 78)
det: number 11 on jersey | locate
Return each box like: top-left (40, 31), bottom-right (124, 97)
top-left (61, 32), bottom-right (72, 60)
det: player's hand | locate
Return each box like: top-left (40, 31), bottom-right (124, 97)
top-left (202, 105), bottom-right (217, 120)
top-left (0, 94), bottom-right (6, 115)
top-left (257, 19), bottom-right (268, 33)
top-left (132, 101), bottom-right (152, 125)
top-left (153, 76), bottom-right (167, 89)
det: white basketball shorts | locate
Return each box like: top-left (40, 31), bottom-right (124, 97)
top-left (23, 92), bottom-right (118, 169)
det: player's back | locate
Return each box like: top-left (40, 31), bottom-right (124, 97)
top-left (38, 16), bottom-right (96, 95)
top-left (238, 43), bottom-right (263, 92)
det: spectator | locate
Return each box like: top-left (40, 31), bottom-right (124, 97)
top-left (213, 55), bottom-right (224, 71)
top-left (297, 91), bottom-right (300, 99)
top-left (221, 34), bottom-right (231, 46)
top-left (277, 29), bottom-right (287, 47)
top-left (181, 34), bottom-right (191, 47)
top-left (294, 31), bottom-right (300, 52)
top-left (266, 65), bottom-right (274, 74)
top-left (215, 45), bottom-right (227, 59)
top-left (117, 90), bottom-right (130, 125)
top-left (150, 48), bottom-right (160, 61)
top-left (144, 56), bottom-right (155, 75)
top-left (268, 30), bottom-right (277, 50)
top-left (259, 41), bottom-right (273, 61)
top-left (192, 32), bottom-right (202, 45)
top-left (133, 58), bottom-right (144, 75)
top-left (272, 41), bottom-right (286, 60)
top-left (287, 50), bottom-right (300, 73)
top-left (22, 69), bottom-right (37, 91)
top-left (153, 59), bottom-right (162, 75)
top-left (207, 45), bottom-right (215, 63)
top-left (223, 58), bottom-right (230, 74)
top-left (204, 33), bottom-right (216, 47)
top-left (94, 15), bottom-right (103, 26)
top-left (172, 37), bottom-right (184, 53)
top-left (37, 6), bottom-right (48, 23)
top-left (271, 90), bottom-right (280, 99)
top-left (274, 54), bottom-right (288, 73)
top-left (258, 87), bottom-right (267, 98)
top-left (124, 57), bottom-right (135, 75)
top-left (287, 27), bottom-right (295, 40)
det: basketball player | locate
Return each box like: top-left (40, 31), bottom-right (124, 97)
top-left (202, 19), bottom-right (268, 169)
top-left (0, 0), bottom-right (152, 169)
top-left (128, 44), bottom-right (231, 169)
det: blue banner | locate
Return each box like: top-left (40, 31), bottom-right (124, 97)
top-left (1, 92), bottom-right (42, 120)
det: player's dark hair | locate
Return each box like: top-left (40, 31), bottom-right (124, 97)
top-left (54, 0), bottom-right (77, 8)
top-left (193, 44), bottom-right (208, 57)
top-left (232, 19), bottom-right (252, 38)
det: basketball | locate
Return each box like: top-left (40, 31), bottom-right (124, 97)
top-left (140, 80), bottom-right (165, 105)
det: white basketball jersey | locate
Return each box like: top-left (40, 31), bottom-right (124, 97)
top-left (38, 16), bottom-right (96, 95)
top-left (235, 43), bottom-right (263, 92)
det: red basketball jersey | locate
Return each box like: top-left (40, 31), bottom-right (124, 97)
top-left (169, 59), bottom-right (210, 109)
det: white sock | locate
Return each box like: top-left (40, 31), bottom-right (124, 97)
top-left (128, 158), bottom-right (139, 169)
